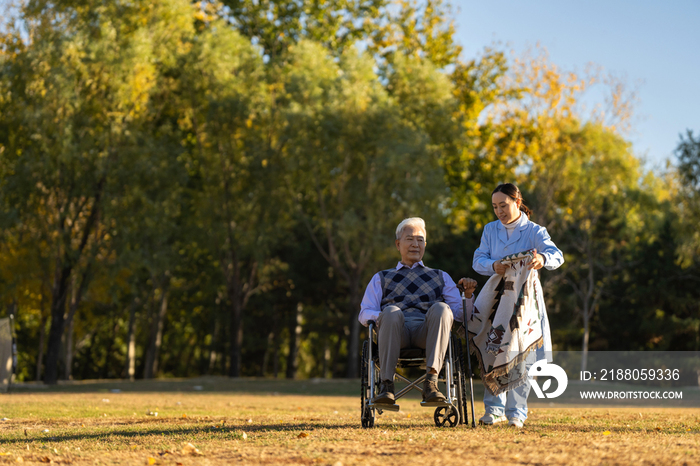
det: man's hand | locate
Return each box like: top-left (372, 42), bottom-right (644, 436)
top-left (457, 277), bottom-right (477, 298)
top-left (527, 249), bottom-right (545, 270)
top-left (492, 261), bottom-right (508, 275)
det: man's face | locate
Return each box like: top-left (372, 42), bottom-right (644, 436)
top-left (395, 225), bottom-right (426, 267)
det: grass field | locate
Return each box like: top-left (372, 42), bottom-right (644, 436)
top-left (0, 378), bottom-right (698, 465)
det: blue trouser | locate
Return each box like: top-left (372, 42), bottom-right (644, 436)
top-left (483, 349), bottom-right (540, 421)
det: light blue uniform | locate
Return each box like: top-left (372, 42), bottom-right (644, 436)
top-left (472, 212), bottom-right (564, 421)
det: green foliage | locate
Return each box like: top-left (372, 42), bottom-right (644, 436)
top-left (674, 130), bottom-right (700, 267)
top-left (223, 0), bottom-right (387, 60)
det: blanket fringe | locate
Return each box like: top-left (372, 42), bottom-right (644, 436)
top-left (467, 332), bottom-right (543, 396)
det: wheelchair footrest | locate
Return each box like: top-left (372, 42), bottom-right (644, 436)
top-left (370, 402), bottom-right (400, 412)
top-left (420, 401), bottom-right (453, 408)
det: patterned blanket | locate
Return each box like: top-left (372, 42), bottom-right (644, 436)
top-left (468, 249), bottom-right (543, 396)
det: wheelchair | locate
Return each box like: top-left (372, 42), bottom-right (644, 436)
top-left (360, 319), bottom-right (474, 428)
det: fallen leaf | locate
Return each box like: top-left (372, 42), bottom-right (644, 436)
top-left (656, 427), bottom-right (661, 431)
top-left (147, 457), bottom-right (156, 465)
top-left (182, 414), bottom-right (187, 418)
top-left (406, 413), bottom-right (411, 418)
top-left (0, 453), bottom-right (11, 456)
top-left (297, 432), bottom-right (309, 439)
top-left (181, 443), bottom-right (203, 456)
top-left (603, 431), bottom-right (611, 436)
top-left (39, 457), bottom-right (51, 464)
top-left (15, 457), bottom-right (23, 463)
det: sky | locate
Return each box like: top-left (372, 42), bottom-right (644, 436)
top-left (452, 0), bottom-right (700, 169)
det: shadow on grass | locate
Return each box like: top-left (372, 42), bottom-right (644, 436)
top-left (0, 421), bottom-right (365, 446)
top-left (2, 419), bottom-right (688, 446)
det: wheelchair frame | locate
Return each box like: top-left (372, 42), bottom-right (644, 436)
top-left (360, 320), bottom-right (472, 428)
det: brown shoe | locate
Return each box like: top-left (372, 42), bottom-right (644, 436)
top-left (373, 380), bottom-right (395, 404)
top-left (423, 376), bottom-right (446, 402)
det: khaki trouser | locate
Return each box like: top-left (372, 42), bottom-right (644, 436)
top-left (375, 302), bottom-right (453, 381)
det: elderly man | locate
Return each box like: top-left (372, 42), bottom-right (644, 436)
top-left (358, 217), bottom-right (477, 404)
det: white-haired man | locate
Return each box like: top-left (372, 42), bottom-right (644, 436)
top-left (359, 217), bottom-right (477, 404)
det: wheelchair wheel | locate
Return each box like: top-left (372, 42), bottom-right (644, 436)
top-left (360, 340), bottom-right (375, 428)
top-left (454, 338), bottom-right (469, 426)
top-left (434, 405), bottom-right (459, 427)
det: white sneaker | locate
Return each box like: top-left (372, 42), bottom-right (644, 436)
top-left (508, 417), bottom-right (524, 428)
top-left (479, 414), bottom-right (507, 425)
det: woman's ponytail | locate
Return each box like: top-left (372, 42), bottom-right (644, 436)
top-left (519, 203), bottom-right (532, 218)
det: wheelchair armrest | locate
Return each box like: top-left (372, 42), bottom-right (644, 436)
top-left (367, 320), bottom-right (377, 344)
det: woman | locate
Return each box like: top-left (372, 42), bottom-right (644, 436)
top-left (471, 183), bottom-right (563, 428)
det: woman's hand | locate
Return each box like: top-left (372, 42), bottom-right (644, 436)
top-left (492, 261), bottom-right (508, 275)
top-left (528, 249), bottom-right (545, 270)
top-left (457, 277), bottom-right (477, 298)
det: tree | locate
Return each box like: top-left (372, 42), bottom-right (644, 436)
top-left (178, 19), bottom-right (289, 377)
top-left (0, 0), bottom-right (196, 383)
top-left (675, 130), bottom-right (700, 267)
top-left (280, 42), bottom-right (450, 377)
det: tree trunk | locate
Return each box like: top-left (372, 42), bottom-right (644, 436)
top-left (125, 299), bottom-right (137, 381)
top-left (45, 262), bottom-right (72, 385)
top-left (322, 339), bottom-right (331, 379)
top-left (143, 284), bottom-right (170, 379)
top-left (261, 330), bottom-right (274, 376)
top-left (36, 313), bottom-right (46, 382)
top-left (286, 303), bottom-right (303, 379)
top-left (63, 316), bottom-right (75, 381)
top-left (345, 285), bottom-right (362, 378)
top-left (228, 298), bottom-right (243, 377)
top-left (207, 319), bottom-right (220, 375)
top-left (63, 265), bottom-right (91, 381)
top-left (102, 311), bottom-right (119, 379)
top-left (581, 304), bottom-right (590, 374)
top-left (273, 331), bottom-right (280, 378)
top-left (45, 181), bottom-right (104, 385)
top-left (332, 332), bottom-right (344, 377)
